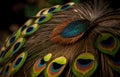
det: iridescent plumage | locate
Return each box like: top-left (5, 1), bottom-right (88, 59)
top-left (0, 0), bottom-right (120, 77)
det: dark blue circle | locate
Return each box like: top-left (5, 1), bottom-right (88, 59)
top-left (26, 27), bottom-right (34, 33)
top-left (100, 37), bottom-right (114, 47)
top-left (38, 58), bottom-right (46, 68)
top-left (0, 50), bottom-right (6, 58)
top-left (13, 42), bottom-right (20, 53)
top-left (14, 57), bottom-right (22, 68)
top-left (61, 4), bottom-right (70, 10)
top-left (10, 36), bottom-right (16, 45)
top-left (5, 65), bottom-right (10, 75)
top-left (38, 16), bottom-right (46, 22)
top-left (111, 53), bottom-right (120, 65)
top-left (77, 59), bottom-right (93, 67)
top-left (21, 25), bottom-right (27, 32)
top-left (51, 62), bottom-right (63, 72)
top-left (48, 7), bottom-right (56, 13)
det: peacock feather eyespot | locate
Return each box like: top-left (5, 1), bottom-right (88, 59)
top-left (0, 49), bottom-right (7, 58)
top-left (31, 53), bottom-right (52, 77)
top-left (0, 0), bottom-right (119, 77)
top-left (10, 38), bottom-right (26, 54)
top-left (5, 26), bottom-right (26, 48)
top-left (48, 5), bottom-right (60, 13)
top-left (60, 2), bottom-right (75, 11)
top-left (0, 68), bottom-right (3, 76)
top-left (17, 19), bottom-right (36, 36)
top-left (22, 24), bottom-right (40, 36)
top-left (19, 19), bottom-right (35, 32)
top-left (13, 57), bottom-right (22, 68)
top-left (61, 20), bottom-right (89, 38)
top-left (35, 14), bottom-right (53, 24)
top-left (20, 25), bottom-right (27, 32)
top-left (2, 63), bottom-right (12, 77)
top-left (50, 19), bottom-right (89, 44)
top-left (5, 19), bottom-right (32, 48)
top-left (5, 19), bottom-right (34, 48)
top-left (43, 5), bottom-right (61, 14)
top-left (4, 38), bottom-right (26, 60)
top-left (11, 52), bottom-right (28, 75)
top-left (48, 7), bottom-right (56, 13)
top-left (107, 51), bottom-right (120, 73)
top-left (0, 47), bottom-right (8, 63)
top-left (72, 53), bottom-right (98, 77)
top-left (95, 33), bottom-right (120, 56)
top-left (35, 2), bottom-right (74, 16)
top-left (4, 65), bottom-right (10, 75)
top-left (38, 16), bottom-right (46, 22)
top-left (31, 58), bottom-right (46, 77)
top-left (36, 8), bottom-right (48, 16)
top-left (6, 36), bottom-right (16, 47)
top-left (45, 56), bottom-right (67, 77)
top-left (5, 33), bottom-right (19, 48)
top-left (0, 50), bottom-right (7, 64)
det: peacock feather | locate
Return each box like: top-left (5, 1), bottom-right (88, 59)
top-left (0, 0), bottom-right (120, 77)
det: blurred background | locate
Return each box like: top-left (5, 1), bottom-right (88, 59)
top-left (0, 0), bottom-right (119, 47)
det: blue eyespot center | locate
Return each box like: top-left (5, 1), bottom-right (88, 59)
top-left (0, 50), bottom-right (6, 58)
top-left (21, 25), bottom-right (27, 32)
top-left (52, 62), bottom-right (63, 72)
top-left (61, 4), bottom-right (70, 10)
top-left (10, 36), bottom-right (16, 44)
top-left (5, 65), bottom-right (10, 75)
top-left (38, 59), bottom-right (46, 67)
top-left (14, 57), bottom-right (22, 68)
top-left (48, 7), bottom-right (56, 13)
top-left (61, 20), bottom-right (89, 38)
top-left (38, 16), bottom-right (46, 22)
top-left (110, 51), bottom-right (120, 65)
top-left (77, 59), bottom-right (93, 67)
top-left (100, 36), bottom-right (114, 47)
top-left (26, 27), bottom-right (34, 33)
top-left (13, 42), bottom-right (21, 53)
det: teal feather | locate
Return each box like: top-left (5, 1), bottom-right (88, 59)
top-left (61, 20), bottom-right (89, 38)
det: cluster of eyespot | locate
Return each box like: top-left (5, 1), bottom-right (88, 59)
top-left (0, 2), bottom-right (75, 77)
top-left (0, 1), bottom-right (120, 77)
